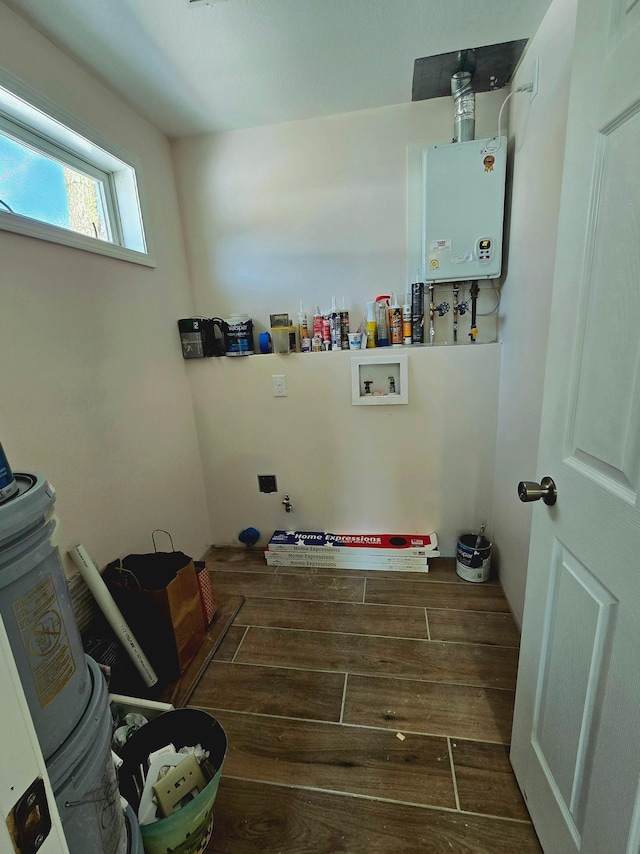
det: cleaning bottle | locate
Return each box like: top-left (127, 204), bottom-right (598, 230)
top-left (389, 293), bottom-right (403, 346)
top-left (366, 302), bottom-right (377, 348)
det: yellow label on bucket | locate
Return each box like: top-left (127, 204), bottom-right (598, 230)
top-left (12, 574), bottom-right (76, 708)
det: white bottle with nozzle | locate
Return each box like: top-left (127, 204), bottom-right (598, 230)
top-left (403, 292), bottom-right (412, 344)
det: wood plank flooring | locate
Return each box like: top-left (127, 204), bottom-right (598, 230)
top-left (191, 548), bottom-right (541, 853)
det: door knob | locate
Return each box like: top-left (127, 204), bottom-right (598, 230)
top-left (518, 476), bottom-right (557, 506)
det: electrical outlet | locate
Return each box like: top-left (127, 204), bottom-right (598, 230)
top-left (272, 374), bottom-right (287, 397)
top-left (530, 57), bottom-right (539, 102)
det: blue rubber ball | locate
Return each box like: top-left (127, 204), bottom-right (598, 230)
top-left (238, 527), bottom-right (260, 547)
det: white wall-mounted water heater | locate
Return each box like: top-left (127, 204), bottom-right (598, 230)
top-left (422, 136), bottom-right (507, 283)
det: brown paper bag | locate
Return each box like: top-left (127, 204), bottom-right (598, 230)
top-left (105, 547), bottom-right (205, 682)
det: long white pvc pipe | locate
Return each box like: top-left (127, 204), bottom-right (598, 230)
top-left (68, 544), bottom-right (158, 688)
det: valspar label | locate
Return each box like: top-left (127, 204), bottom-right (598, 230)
top-left (13, 574), bottom-right (76, 708)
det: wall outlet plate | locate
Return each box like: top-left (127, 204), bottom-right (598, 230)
top-left (152, 753), bottom-right (206, 818)
top-left (272, 374), bottom-right (287, 397)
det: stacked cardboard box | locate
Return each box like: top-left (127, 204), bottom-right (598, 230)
top-left (265, 530), bottom-right (439, 572)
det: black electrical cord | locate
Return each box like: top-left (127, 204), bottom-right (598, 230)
top-left (0, 198), bottom-right (14, 213)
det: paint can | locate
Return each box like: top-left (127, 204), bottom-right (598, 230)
top-left (47, 655), bottom-right (127, 854)
top-left (456, 533), bottom-right (492, 582)
top-left (0, 472), bottom-right (90, 758)
top-left (224, 314), bottom-right (254, 356)
top-left (0, 441), bottom-right (19, 504)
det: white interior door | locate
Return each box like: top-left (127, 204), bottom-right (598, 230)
top-left (510, 0), bottom-right (640, 851)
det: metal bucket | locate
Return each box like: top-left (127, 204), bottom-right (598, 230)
top-left (0, 472), bottom-right (90, 758)
top-left (47, 655), bottom-right (127, 854)
top-left (456, 534), bottom-right (492, 582)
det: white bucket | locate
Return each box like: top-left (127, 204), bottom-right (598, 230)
top-left (0, 472), bottom-right (90, 758)
top-left (456, 534), bottom-right (492, 582)
top-left (47, 655), bottom-right (127, 854)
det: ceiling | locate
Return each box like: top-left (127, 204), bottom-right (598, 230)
top-left (3, 0), bottom-right (553, 138)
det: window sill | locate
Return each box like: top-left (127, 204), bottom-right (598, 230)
top-left (0, 211), bottom-right (156, 267)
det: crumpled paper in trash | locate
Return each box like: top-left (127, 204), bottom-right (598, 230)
top-left (113, 713), bottom-right (148, 748)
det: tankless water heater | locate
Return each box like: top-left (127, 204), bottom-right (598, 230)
top-left (422, 136), bottom-right (507, 283)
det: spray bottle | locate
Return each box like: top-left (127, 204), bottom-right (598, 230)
top-left (389, 293), bottom-right (403, 346)
top-left (366, 302), bottom-right (377, 348)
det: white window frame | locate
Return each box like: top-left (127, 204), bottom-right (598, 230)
top-left (0, 68), bottom-right (155, 267)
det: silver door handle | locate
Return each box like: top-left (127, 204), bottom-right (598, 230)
top-left (518, 476), bottom-right (557, 506)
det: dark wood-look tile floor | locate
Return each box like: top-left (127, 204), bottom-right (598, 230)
top-left (191, 549), bottom-right (541, 853)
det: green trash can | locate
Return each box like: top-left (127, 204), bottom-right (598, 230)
top-left (118, 709), bottom-right (227, 854)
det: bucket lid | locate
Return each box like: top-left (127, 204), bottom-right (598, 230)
top-left (0, 472), bottom-right (56, 544)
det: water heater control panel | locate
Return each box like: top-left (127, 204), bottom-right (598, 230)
top-left (477, 238), bottom-right (494, 263)
top-left (422, 137), bottom-right (507, 283)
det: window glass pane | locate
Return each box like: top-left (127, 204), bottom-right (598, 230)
top-left (0, 131), bottom-right (111, 241)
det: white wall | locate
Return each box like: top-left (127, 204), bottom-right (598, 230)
top-left (188, 344), bottom-right (500, 556)
top-left (0, 4), bottom-right (212, 571)
top-left (172, 97), bottom-right (506, 554)
top-left (491, 0), bottom-right (578, 625)
top-left (172, 94), bottom-right (505, 341)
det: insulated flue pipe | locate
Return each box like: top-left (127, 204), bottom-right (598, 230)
top-left (451, 71), bottom-right (475, 143)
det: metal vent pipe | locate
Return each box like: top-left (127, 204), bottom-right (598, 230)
top-left (451, 71), bottom-right (475, 142)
